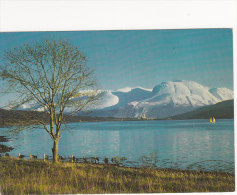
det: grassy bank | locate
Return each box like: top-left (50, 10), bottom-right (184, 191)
top-left (0, 157), bottom-right (235, 194)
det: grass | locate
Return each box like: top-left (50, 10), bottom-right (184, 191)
top-left (0, 157), bottom-right (235, 194)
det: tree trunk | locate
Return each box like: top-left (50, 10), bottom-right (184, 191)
top-left (52, 139), bottom-right (59, 163)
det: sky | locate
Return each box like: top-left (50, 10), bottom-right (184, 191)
top-left (0, 29), bottom-right (233, 105)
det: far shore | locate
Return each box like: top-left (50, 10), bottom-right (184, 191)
top-left (0, 116), bottom-right (157, 128)
top-left (0, 114), bottom-right (234, 128)
top-left (0, 99), bottom-right (234, 127)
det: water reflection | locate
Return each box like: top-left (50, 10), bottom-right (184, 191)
top-left (0, 119), bottom-right (234, 173)
top-left (0, 136), bottom-right (14, 153)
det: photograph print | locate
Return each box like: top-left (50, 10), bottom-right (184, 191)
top-left (0, 29), bottom-right (234, 193)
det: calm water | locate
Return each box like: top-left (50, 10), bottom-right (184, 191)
top-left (0, 119), bottom-right (235, 173)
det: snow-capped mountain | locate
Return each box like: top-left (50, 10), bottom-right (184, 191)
top-left (83, 80), bottom-right (233, 118)
top-left (16, 80), bottom-right (233, 119)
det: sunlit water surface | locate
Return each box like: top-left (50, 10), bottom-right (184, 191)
top-left (0, 119), bottom-right (234, 173)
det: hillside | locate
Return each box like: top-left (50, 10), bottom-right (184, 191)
top-left (168, 100), bottom-right (234, 119)
top-left (0, 109), bottom-right (139, 127)
top-left (0, 108), bottom-right (49, 126)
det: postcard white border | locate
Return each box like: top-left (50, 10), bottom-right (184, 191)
top-left (0, 0), bottom-right (236, 194)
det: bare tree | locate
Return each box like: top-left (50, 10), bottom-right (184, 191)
top-left (0, 40), bottom-right (101, 163)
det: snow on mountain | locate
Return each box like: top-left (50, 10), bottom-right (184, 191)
top-left (116, 86), bottom-right (152, 93)
top-left (130, 81), bottom-right (220, 118)
top-left (95, 91), bottom-right (119, 109)
top-left (116, 87), bottom-right (133, 93)
top-left (112, 87), bottom-right (152, 108)
top-left (147, 81), bottom-right (220, 106)
top-left (18, 102), bottom-right (45, 112)
top-left (209, 88), bottom-right (234, 101)
top-left (16, 80), bottom-right (234, 119)
top-left (87, 80), bottom-right (234, 118)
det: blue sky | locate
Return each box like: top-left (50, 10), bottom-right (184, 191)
top-left (0, 29), bottom-right (233, 101)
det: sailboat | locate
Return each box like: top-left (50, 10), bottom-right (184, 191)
top-left (212, 117), bottom-right (216, 123)
top-left (210, 117), bottom-right (216, 123)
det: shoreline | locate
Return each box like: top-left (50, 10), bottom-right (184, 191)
top-left (0, 117), bottom-right (234, 128)
top-left (0, 157), bottom-right (235, 194)
top-left (1, 154), bottom-right (234, 175)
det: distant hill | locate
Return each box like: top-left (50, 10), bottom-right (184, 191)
top-left (0, 108), bottom-right (139, 127)
top-left (0, 108), bottom-right (49, 126)
top-left (168, 100), bottom-right (234, 120)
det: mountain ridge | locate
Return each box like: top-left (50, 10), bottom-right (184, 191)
top-left (81, 80), bottom-right (233, 118)
top-left (13, 80), bottom-right (233, 119)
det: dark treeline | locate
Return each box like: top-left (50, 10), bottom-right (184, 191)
top-left (0, 108), bottom-right (144, 127)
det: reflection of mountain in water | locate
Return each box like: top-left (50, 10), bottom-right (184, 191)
top-left (0, 136), bottom-right (14, 153)
top-left (0, 120), bottom-right (234, 173)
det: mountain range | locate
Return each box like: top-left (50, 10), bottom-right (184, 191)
top-left (79, 80), bottom-right (233, 118)
top-left (0, 80), bottom-right (234, 126)
top-left (15, 80), bottom-right (233, 119)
